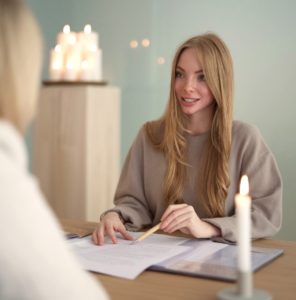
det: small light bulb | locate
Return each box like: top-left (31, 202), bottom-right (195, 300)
top-left (157, 57), bottom-right (165, 64)
top-left (130, 40), bottom-right (138, 48)
top-left (141, 39), bottom-right (150, 47)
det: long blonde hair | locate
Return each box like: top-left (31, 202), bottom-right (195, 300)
top-left (146, 33), bottom-right (233, 217)
top-left (0, 0), bottom-right (42, 133)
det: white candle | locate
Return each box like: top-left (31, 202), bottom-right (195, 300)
top-left (48, 24), bottom-right (103, 82)
top-left (87, 46), bottom-right (102, 81)
top-left (79, 60), bottom-right (92, 81)
top-left (57, 25), bottom-right (77, 50)
top-left (49, 45), bottom-right (64, 80)
top-left (235, 175), bottom-right (251, 273)
top-left (64, 61), bottom-right (77, 81)
top-left (77, 24), bottom-right (99, 51)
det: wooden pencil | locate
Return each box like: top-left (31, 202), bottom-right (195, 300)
top-left (135, 223), bottom-right (161, 242)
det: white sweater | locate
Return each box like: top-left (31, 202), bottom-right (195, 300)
top-left (0, 120), bottom-right (108, 300)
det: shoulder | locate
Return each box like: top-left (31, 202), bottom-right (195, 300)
top-left (232, 120), bottom-right (265, 145)
top-left (144, 119), bottom-right (164, 146)
top-left (231, 120), bottom-right (271, 158)
top-left (132, 119), bottom-right (164, 147)
top-left (232, 120), bottom-right (261, 138)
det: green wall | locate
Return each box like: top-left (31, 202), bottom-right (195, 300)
top-left (27, 0), bottom-right (296, 241)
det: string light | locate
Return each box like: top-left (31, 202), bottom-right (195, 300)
top-left (157, 57), bottom-right (165, 64)
top-left (130, 40), bottom-right (138, 48)
top-left (141, 39), bottom-right (150, 47)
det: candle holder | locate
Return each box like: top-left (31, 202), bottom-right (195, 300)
top-left (217, 271), bottom-right (272, 300)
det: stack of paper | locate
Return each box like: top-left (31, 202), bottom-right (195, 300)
top-left (68, 233), bottom-right (190, 279)
top-left (68, 232), bottom-right (283, 281)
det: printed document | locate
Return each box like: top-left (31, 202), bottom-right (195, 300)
top-left (68, 232), bottom-right (190, 279)
top-left (68, 233), bottom-right (283, 281)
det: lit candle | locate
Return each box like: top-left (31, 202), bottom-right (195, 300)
top-left (57, 25), bottom-right (77, 50)
top-left (217, 176), bottom-right (271, 298)
top-left (78, 24), bottom-right (99, 51)
top-left (48, 24), bottom-right (103, 82)
top-left (235, 175), bottom-right (251, 273)
top-left (64, 61), bottom-right (77, 81)
top-left (86, 45), bottom-right (102, 81)
top-left (65, 44), bottom-right (80, 76)
top-left (49, 45), bottom-right (64, 80)
top-left (79, 60), bottom-right (92, 81)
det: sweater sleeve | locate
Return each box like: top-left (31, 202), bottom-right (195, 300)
top-left (203, 124), bottom-right (282, 242)
top-left (101, 126), bottom-right (153, 231)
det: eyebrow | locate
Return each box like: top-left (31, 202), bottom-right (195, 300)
top-left (176, 66), bottom-right (203, 74)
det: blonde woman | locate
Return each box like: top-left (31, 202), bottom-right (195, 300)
top-left (0, 0), bottom-right (108, 299)
top-left (93, 33), bottom-right (282, 245)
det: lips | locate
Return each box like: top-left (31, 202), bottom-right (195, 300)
top-left (181, 97), bottom-right (200, 103)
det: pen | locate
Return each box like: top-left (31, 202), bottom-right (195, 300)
top-left (134, 223), bottom-right (161, 242)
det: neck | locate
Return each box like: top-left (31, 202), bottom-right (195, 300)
top-left (187, 103), bottom-right (215, 135)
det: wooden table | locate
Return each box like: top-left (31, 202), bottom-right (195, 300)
top-left (61, 219), bottom-right (296, 300)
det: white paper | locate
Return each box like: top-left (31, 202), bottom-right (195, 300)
top-left (68, 232), bottom-right (190, 280)
top-left (155, 239), bottom-right (228, 268)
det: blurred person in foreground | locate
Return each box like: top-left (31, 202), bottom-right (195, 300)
top-left (0, 0), bottom-right (109, 299)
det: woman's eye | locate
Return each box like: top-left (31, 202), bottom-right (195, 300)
top-left (175, 71), bottom-right (183, 78)
top-left (197, 74), bottom-right (206, 81)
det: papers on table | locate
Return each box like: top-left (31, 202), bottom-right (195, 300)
top-left (68, 232), bottom-right (283, 281)
top-left (68, 232), bottom-right (190, 279)
top-left (152, 239), bottom-right (283, 281)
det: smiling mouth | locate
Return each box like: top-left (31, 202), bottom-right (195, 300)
top-left (182, 97), bottom-right (200, 103)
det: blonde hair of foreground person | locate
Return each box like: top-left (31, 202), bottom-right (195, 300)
top-left (0, 0), bottom-right (41, 133)
top-left (147, 33), bottom-right (233, 217)
top-left (0, 0), bottom-right (108, 299)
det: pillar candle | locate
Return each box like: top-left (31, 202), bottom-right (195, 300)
top-left (235, 175), bottom-right (251, 273)
top-left (49, 45), bottom-right (63, 80)
top-left (85, 46), bottom-right (102, 81)
top-left (77, 24), bottom-right (99, 51)
top-left (63, 61), bottom-right (77, 81)
top-left (57, 25), bottom-right (77, 50)
top-left (79, 60), bottom-right (92, 81)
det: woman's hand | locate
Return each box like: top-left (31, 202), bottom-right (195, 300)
top-left (160, 204), bottom-right (221, 238)
top-left (92, 212), bottom-right (133, 245)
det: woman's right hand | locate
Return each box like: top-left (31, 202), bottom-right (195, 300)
top-left (92, 212), bottom-right (133, 246)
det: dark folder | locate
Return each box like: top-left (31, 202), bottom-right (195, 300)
top-left (150, 239), bottom-right (283, 282)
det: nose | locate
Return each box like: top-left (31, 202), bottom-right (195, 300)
top-left (184, 78), bottom-right (196, 93)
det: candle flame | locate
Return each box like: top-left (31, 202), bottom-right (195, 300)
top-left (54, 45), bottom-right (62, 52)
top-left (84, 24), bottom-right (92, 34)
top-left (63, 25), bottom-right (70, 33)
top-left (240, 175), bottom-right (249, 196)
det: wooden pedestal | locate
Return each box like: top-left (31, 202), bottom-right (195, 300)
top-left (33, 84), bottom-right (120, 222)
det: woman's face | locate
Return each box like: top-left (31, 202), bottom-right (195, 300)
top-left (174, 48), bottom-right (215, 119)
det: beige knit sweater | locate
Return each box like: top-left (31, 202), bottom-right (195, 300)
top-left (103, 120), bottom-right (282, 242)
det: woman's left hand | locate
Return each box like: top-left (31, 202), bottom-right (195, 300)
top-left (160, 204), bottom-right (221, 238)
